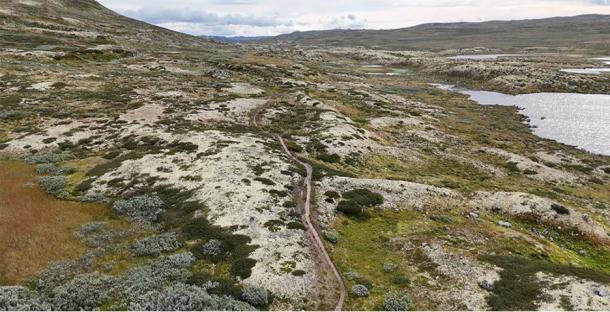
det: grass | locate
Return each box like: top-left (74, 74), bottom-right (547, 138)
top-left (332, 210), bottom-right (425, 310)
top-left (481, 255), bottom-right (610, 311)
top-left (0, 160), bottom-right (108, 285)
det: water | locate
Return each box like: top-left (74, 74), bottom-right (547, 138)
top-left (561, 68), bottom-right (610, 75)
top-left (447, 54), bottom-right (523, 60)
top-left (593, 57), bottom-right (610, 65)
top-left (431, 84), bottom-right (610, 156)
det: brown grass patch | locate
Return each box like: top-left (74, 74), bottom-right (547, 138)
top-left (0, 160), bottom-right (108, 285)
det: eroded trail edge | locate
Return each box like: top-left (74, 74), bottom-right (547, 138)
top-left (276, 135), bottom-right (346, 311)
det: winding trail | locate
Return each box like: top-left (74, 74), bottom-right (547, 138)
top-left (276, 135), bottom-right (346, 311)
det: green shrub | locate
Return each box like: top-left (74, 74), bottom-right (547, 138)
top-left (254, 177), bottom-right (275, 186)
top-left (337, 189), bottom-right (383, 217)
top-left (550, 204), bottom-right (570, 215)
top-left (291, 270), bottom-right (306, 276)
top-left (231, 258), bottom-right (257, 279)
top-left (390, 275), bottom-right (410, 286)
top-left (323, 231), bottom-right (338, 244)
top-left (317, 153), bottom-right (341, 163)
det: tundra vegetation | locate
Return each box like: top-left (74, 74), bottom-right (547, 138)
top-left (0, 1), bottom-right (609, 311)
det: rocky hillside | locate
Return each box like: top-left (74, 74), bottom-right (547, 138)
top-left (253, 14), bottom-right (610, 54)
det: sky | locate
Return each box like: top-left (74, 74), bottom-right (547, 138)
top-left (97, 0), bottom-right (610, 37)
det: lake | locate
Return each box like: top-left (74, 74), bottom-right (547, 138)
top-left (431, 84), bottom-right (610, 156)
top-left (447, 54), bottom-right (523, 60)
top-left (561, 68), bottom-right (610, 75)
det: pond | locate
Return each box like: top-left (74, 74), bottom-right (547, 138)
top-left (561, 68), bottom-right (610, 75)
top-left (447, 54), bottom-right (523, 60)
top-left (431, 84), bottom-right (610, 156)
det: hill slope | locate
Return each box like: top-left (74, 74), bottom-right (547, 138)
top-left (255, 14), bottom-right (610, 53)
top-left (0, 0), bottom-right (213, 50)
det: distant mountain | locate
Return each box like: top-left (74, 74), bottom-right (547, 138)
top-left (200, 35), bottom-right (272, 43)
top-left (251, 14), bottom-right (610, 53)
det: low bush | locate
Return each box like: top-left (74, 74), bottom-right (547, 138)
top-left (241, 287), bottom-right (268, 307)
top-left (37, 175), bottom-right (69, 198)
top-left (130, 283), bottom-right (254, 311)
top-left (25, 151), bottom-right (72, 164)
top-left (130, 233), bottom-right (182, 257)
top-left (291, 269), bottom-right (306, 276)
top-left (50, 272), bottom-right (116, 310)
top-left (382, 290), bottom-right (412, 311)
top-left (112, 194), bottom-right (165, 223)
top-left (0, 287), bottom-right (49, 311)
top-left (383, 262), bottom-right (398, 273)
top-left (323, 231), bottom-right (339, 244)
top-left (351, 284), bottom-right (369, 297)
top-left (317, 153), bottom-right (341, 163)
top-left (35, 164), bottom-right (77, 175)
top-left (231, 258), bottom-right (257, 279)
top-left (550, 204), bottom-right (570, 215)
top-left (337, 189), bottom-right (384, 217)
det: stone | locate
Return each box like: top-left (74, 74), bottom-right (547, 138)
top-left (479, 280), bottom-right (494, 291)
top-left (498, 220), bottom-right (512, 228)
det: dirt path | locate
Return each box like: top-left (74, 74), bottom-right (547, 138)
top-left (276, 135), bottom-right (346, 311)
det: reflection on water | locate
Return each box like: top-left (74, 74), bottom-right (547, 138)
top-left (447, 54), bottom-right (523, 60)
top-left (561, 68), bottom-right (610, 75)
top-left (431, 84), bottom-right (610, 156)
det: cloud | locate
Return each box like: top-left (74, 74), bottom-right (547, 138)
top-left (118, 7), bottom-right (286, 27)
top-left (99, 0), bottom-right (610, 36)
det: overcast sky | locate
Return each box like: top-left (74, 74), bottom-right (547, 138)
top-left (97, 0), bottom-right (610, 37)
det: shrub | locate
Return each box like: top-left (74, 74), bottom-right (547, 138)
top-left (253, 177), bottom-right (275, 186)
top-left (25, 151), bottom-right (71, 164)
top-left (231, 258), bottom-right (257, 279)
top-left (325, 190), bottom-right (341, 199)
top-left (37, 175), bottom-right (69, 198)
top-left (130, 233), bottom-right (182, 257)
top-left (287, 221), bottom-right (306, 231)
top-left (383, 290), bottom-right (412, 311)
top-left (390, 275), bottom-right (410, 286)
top-left (0, 287), bottom-right (50, 311)
top-left (116, 252), bottom-right (195, 306)
top-left (30, 262), bottom-right (76, 295)
top-left (351, 284), bottom-right (369, 297)
top-left (430, 215), bottom-right (453, 224)
top-left (291, 270), bottom-right (306, 276)
top-left (318, 153), bottom-right (341, 163)
top-left (50, 272), bottom-right (116, 310)
top-left (35, 164), bottom-right (76, 175)
top-left (130, 283), bottom-right (254, 311)
top-left (383, 262), bottom-right (398, 273)
top-left (550, 204), bottom-right (570, 215)
top-left (198, 239), bottom-right (225, 261)
top-left (74, 222), bottom-right (128, 248)
top-left (323, 231), bottom-right (338, 244)
top-left (241, 286), bottom-right (268, 307)
top-left (337, 189), bottom-right (384, 217)
top-left (112, 194), bottom-right (165, 223)
top-left (354, 277), bottom-right (373, 290)
top-left (346, 271), bottom-right (359, 280)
